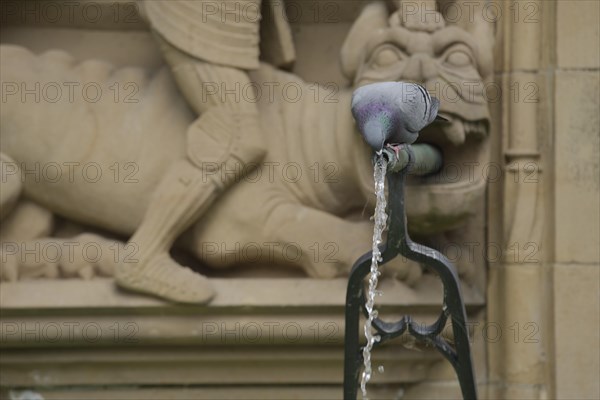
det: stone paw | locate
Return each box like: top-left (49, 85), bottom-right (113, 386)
top-left (115, 253), bottom-right (215, 304)
top-left (58, 233), bottom-right (119, 278)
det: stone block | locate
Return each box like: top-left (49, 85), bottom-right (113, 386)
top-left (557, 1), bottom-right (600, 69)
top-left (553, 263), bottom-right (600, 400)
top-left (554, 71), bottom-right (600, 263)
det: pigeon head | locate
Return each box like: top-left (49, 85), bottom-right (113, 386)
top-left (351, 82), bottom-right (440, 151)
top-left (351, 96), bottom-right (400, 151)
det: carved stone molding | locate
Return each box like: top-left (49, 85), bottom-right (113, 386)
top-left (1, 277), bottom-right (484, 393)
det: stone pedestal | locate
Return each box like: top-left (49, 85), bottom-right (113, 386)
top-left (1, 277), bottom-right (484, 399)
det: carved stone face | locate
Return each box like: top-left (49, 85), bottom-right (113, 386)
top-left (341, 4), bottom-right (493, 234)
top-left (354, 25), bottom-right (490, 145)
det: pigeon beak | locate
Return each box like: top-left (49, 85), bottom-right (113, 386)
top-left (435, 115), bottom-right (450, 123)
top-left (362, 119), bottom-right (386, 151)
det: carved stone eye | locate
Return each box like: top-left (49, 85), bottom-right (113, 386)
top-left (372, 46), bottom-right (401, 68)
top-left (446, 50), bottom-right (471, 67)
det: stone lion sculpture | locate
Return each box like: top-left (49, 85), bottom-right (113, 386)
top-left (0, 0), bottom-right (492, 303)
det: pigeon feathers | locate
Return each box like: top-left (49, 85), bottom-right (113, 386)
top-left (351, 82), bottom-right (443, 151)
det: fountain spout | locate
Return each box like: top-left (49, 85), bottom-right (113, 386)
top-left (344, 86), bottom-right (477, 400)
top-left (380, 143), bottom-right (442, 175)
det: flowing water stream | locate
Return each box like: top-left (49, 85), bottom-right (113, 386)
top-left (360, 153), bottom-right (388, 399)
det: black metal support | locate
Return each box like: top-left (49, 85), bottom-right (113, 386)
top-left (343, 146), bottom-right (477, 399)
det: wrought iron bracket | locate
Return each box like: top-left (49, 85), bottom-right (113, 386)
top-left (343, 146), bottom-right (477, 399)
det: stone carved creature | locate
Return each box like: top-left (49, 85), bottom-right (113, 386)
top-left (0, 1), bottom-right (492, 303)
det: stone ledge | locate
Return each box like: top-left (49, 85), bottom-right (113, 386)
top-left (2, 386), bottom-right (409, 400)
top-left (0, 277), bottom-right (484, 389)
top-left (0, 346), bottom-right (440, 387)
top-left (0, 275), bottom-right (485, 311)
top-left (0, 276), bottom-right (484, 348)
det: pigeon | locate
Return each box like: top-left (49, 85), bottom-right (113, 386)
top-left (351, 82), bottom-right (445, 151)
